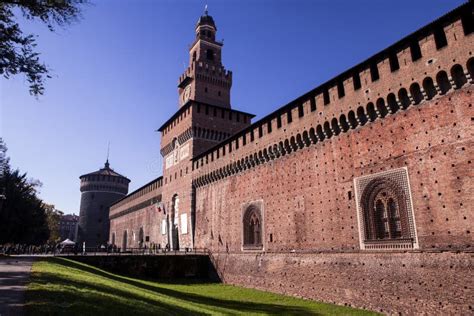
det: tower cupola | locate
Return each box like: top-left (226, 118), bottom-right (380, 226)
top-left (196, 7), bottom-right (216, 41)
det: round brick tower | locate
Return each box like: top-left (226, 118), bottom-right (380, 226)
top-left (76, 160), bottom-right (130, 247)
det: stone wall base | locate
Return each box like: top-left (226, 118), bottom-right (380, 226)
top-left (210, 251), bottom-right (473, 315)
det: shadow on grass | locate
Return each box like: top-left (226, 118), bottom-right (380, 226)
top-left (46, 257), bottom-right (322, 315)
top-left (26, 269), bottom-right (206, 316)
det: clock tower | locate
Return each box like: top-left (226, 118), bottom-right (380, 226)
top-left (178, 8), bottom-right (232, 108)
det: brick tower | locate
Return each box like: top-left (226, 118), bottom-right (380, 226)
top-left (77, 160), bottom-right (130, 247)
top-left (178, 8), bottom-right (232, 108)
top-left (158, 9), bottom-right (254, 250)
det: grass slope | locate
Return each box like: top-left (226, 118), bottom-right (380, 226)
top-left (25, 257), bottom-right (377, 315)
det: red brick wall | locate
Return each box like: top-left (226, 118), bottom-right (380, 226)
top-left (194, 86), bottom-right (473, 313)
top-left (209, 252), bottom-right (473, 315)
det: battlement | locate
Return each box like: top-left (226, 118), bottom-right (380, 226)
top-left (109, 176), bottom-right (163, 215)
top-left (178, 62), bottom-right (232, 88)
top-left (191, 2), bottom-right (473, 179)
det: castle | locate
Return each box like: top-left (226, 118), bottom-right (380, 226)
top-left (109, 3), bottom-right (473, 314)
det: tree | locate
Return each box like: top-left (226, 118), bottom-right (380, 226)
top-left (44, 203), bottom-right (63, 243)
top-left (0, 0), bottom-right (87, 96)
top-left (0, 138), bottom-right (50, 244)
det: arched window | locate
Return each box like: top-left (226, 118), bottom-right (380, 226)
top-left (309, 128), bottom-right (318, 143)
top-left (436, 71), bottom-right (451, 94)
top-left (467, 57), bottom-right (474, 81)
top-left (376, 98), bottom-right (388, 118)
top-left (398, 88), bottom-right (411, 110)
top-left (451, 64), bottom-right (467, 89)
top-left (348, 111), bottom-right (358, 129)
top-left (243, 205), bottom-right (262, 249)
top-left (171, 194), bottom-right (179, 250)
top-left (387, 93), bottom-right (400, 114)
top-left (360, 178), bottom-right (411, 241)
top-left (316, 125), bottom-right (325, 141)
top-left (410, 83), bottom-right (423, 105)
top-left (192, 51), bottom-right (196, 62)
top-left (356, 106), bottom-right (368, 126)
top-left (206, 49), bottom-right (214, 61)
top-left (422, 77), bottom-right (437, 100)
top-left (366, 102), bottom-right (377, 122)
top-left (339, 114), bottom-right (350, 132)
top-left (139, 227), bottom-right (144, 248)
top-left (323, 121), bottom-right (333, 138)
top-left (122, 230), bottom-right (128, 251)
top-left (331, 118), bottom-right (341, 136)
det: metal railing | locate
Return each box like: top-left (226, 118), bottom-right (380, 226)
top-left (55, 247), bottom-right (210, 257)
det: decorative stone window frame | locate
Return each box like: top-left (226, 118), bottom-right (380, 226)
top-left (354, 167), bottom-right (419, 250)
top-left (241, 200), bottom-right (264, 252)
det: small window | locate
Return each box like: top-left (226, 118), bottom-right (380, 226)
top-left (410, 41), bottom-right (422, 61)
top-left (310, 97), bottom-right (316, 111)
top-left (287, 110), bottom-right (292, 123)
top-left (389, 54), bottom-right (399, 72)
top-left (206, 49), bottom-right (214, 61)
top-left (298, 104), bottom-right (304, 117)
top-left (434, 27), bottom-right (447, 49)
top-left (277, 116), bottom-right (282, 128)
top-left (461, 12), bottom-right (473, 35)
top-left (353, 73), bottom-right (361, 90)
top-left (267, 121), bottom-right (272, 133)
top-left (323, 89), bottom-right (330, 105)
top-left (370, 63), bottom-right (379, 81)
top-left (337, 82), bottom-right (345, 98)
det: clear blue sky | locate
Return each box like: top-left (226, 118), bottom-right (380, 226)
top-left (1, 0), bottom-right (465, 214)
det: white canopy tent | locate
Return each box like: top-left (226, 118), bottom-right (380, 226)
top-left (60, 239), bottom-right (75, 246)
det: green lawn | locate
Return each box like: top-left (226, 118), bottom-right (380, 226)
top-left (25, 257), bottom-right (377, 315)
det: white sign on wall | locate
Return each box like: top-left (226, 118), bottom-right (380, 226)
top-left (161, 219), bottom-right (167, 235)
top-left (180, 143), bottom-right (190, 161)
top-left (165, 142), bottom-right (190, 170)
top-left (165, 154), bottom-right (174, 169)
top-left (180, 213), bottom-right (188, 234)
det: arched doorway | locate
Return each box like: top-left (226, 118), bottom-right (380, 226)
top-left (138, 227), bottom-right (144, 249)
top-left (171, 195), bottom-right (180, 250)
top-left (122, 230), bottom-right (128, 251)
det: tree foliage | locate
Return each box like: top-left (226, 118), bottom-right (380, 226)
top-left (0, 138), bottom-right (50, 244)
top-left (44, 203), bottom-right (63, 243)
top-left (0, 0), bottom-right (86, 96)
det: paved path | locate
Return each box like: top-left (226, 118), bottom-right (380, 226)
top-left (0, 257), bottom-right (35, 316)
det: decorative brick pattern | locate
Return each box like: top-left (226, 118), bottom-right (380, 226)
top-left (354, 167), bottom-right (419, 250)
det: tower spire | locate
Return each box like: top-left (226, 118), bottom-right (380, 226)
top-left (105, 141), bottom-right (110, 168)
top-left (204, 4), bottom-right (208, 15)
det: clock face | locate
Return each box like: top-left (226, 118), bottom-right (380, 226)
top-left (184, 85), bottom-right (191, 101)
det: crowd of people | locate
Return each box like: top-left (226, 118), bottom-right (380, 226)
top-left (0, 242), bottom-right (199, 256)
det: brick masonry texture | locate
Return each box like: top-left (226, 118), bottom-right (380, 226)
top-left (109, 3), bottom-right (474, 313)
